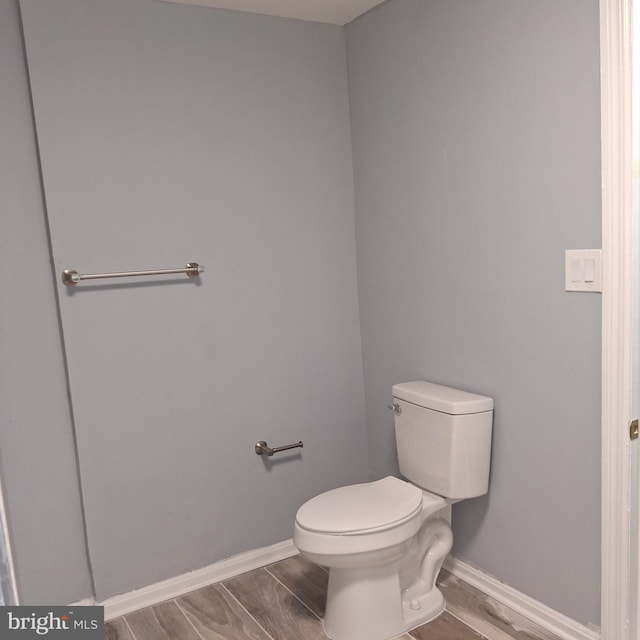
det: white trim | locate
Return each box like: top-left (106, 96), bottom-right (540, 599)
top-left (94, 539), bottom-right (298, 620)
top-left (0, 478), bottom-right (19, 605)
top-left (444, 558), bottom-right (600, 640)
top-left (600, 0), bottom-right (634, 639)
top-left (69, 598), bottom-right (96, 607)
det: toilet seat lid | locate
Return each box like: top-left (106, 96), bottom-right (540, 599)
top-left (296, 476), bottom-right (423, 535)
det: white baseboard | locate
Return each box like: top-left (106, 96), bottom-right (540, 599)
top-left (69, 597), bottom-right (95, 607)
top-left (89, 539), bottom-right (298, 620)
top-left (444, 557), bottom-right (601, 640)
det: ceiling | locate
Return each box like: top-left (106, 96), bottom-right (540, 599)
top-left (156, 0), bottom-right (387, 25)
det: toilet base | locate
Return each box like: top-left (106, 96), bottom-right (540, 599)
top-left (323, 564), bottom-right (445, 640)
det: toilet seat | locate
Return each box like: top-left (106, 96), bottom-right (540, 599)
top-left (296, 476), bottom-right (423, 535)
top-left (293, 476), bottom-right (448, 565)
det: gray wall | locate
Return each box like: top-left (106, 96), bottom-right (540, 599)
top-left (2, 0), bottom-right (602, 627)
top-left (347, 0), bottom-right (601, 627)
top-left (0, 0), bottom-right (92, 604)
top-left (19, 0), bottom-right (368, 601)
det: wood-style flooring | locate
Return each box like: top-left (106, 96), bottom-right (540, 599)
top-left (105, 555), bottom-right (563, 640)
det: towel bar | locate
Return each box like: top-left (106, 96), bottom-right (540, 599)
top-left (62, 262), bottom-right (204, 286)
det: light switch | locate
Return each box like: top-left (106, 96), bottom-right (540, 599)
top-left (565, 250), bottom-right (602, 292)
top-left (584, 259), bottom-right (595, 282)
top-left (570, 259), bottom-right (582, 282)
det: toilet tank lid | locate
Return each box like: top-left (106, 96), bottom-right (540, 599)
top-left (392, 381), bottom-right (493, 414)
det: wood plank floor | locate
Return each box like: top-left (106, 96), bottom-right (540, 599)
top-left (105, 555), bottom-right (563, 640)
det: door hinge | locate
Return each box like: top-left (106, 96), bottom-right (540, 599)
top-left (630, 419), bottom-right (639, 440)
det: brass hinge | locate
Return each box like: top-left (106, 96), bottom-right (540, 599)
top-left (630, 419), bottom-right (639, 440)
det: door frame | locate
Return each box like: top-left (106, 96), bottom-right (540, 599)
top-left (600, 0), bottom-right (634, 637)
top-left (0, 483), bottom-right (18, 604)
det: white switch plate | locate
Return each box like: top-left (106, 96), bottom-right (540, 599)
top-left (565, 249), bottom-right (602, 292)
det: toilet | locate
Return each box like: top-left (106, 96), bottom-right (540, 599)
top-left (293, 381), bottom-right (493, 640)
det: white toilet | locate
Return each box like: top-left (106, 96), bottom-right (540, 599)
top-left (293, 381), bottom-right (493, 640)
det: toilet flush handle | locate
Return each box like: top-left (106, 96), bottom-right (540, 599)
top-left (387, 403), bottom-right (402, 415)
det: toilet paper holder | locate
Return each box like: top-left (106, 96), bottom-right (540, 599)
top-left (255, 440), bottom-right (303, 456)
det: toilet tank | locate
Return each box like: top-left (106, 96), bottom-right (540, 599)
top-left (392, 381), bottom-right (493, 499)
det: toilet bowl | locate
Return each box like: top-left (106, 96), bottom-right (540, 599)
top-left (294, 476), bottom-right (453, 640)
top-left (293, 381), bottom-right (493, 640)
